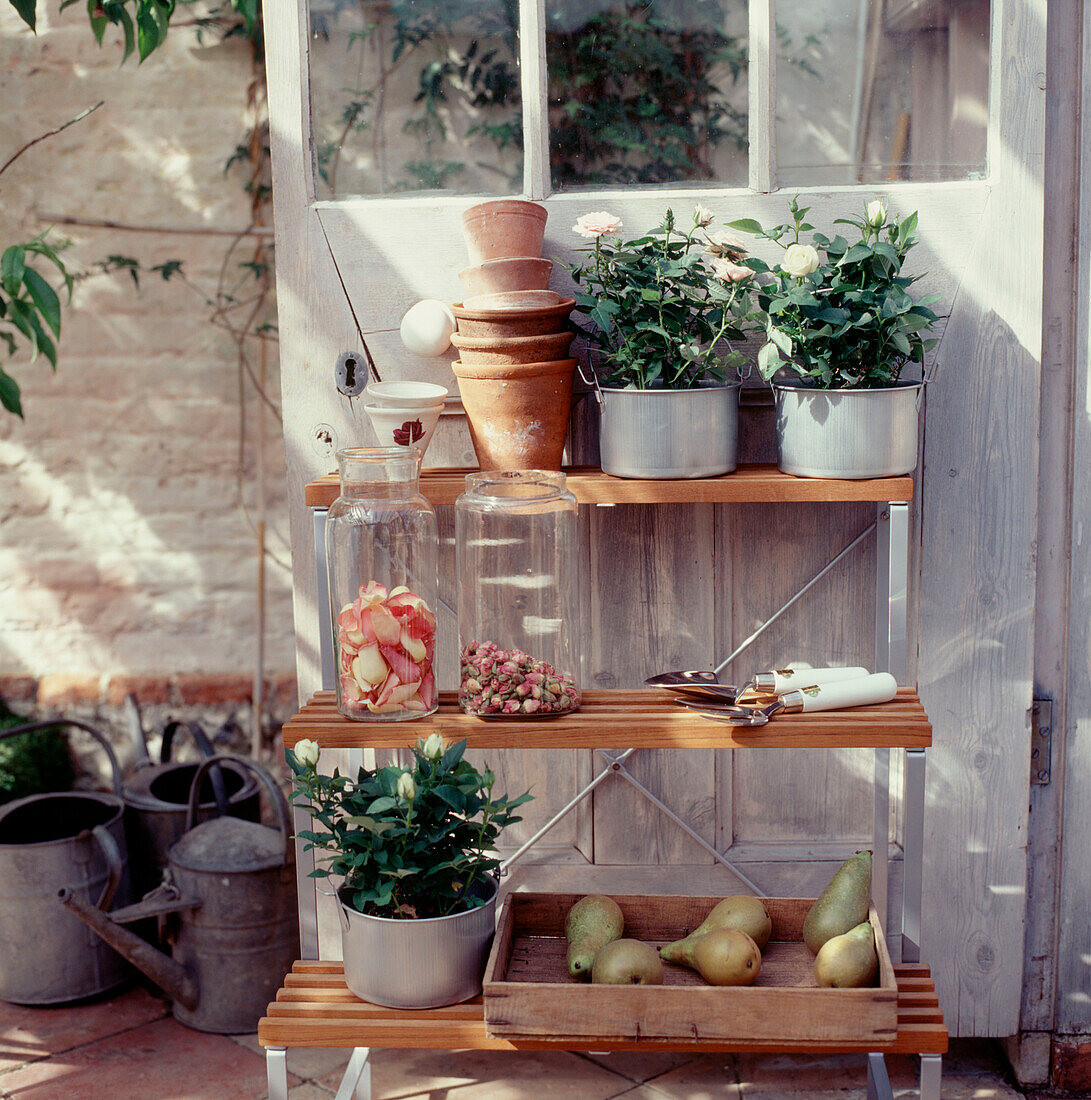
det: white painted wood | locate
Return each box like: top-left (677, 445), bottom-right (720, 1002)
top-left (264, 0), bottom-right (1046, 1038)
top-left (916, 0), bottom-right (1045, 1037)
top-left (748, 0), bottom-right (776, 193)
top-left (1055, 0), bottom-right (1091, 1037)
top-left (1020, 0), bottom-right (1080, 1037)
top-left (519, 0), bottom-right (550, 200)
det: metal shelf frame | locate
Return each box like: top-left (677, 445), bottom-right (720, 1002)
top-left (270, 476), bottom-right (937, 1100)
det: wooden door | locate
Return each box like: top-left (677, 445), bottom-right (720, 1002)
top-left (263, 0), bottom-right (1044, 1035)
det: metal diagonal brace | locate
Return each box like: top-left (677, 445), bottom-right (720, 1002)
top-left (499, 749), bottom-right (638, 870)
top-left (601, 750), bottom-right (765, 896)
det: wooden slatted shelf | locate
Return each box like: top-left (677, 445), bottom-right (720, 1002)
top-left (258, 960), bottom-right (947, 1055)
top-left (282, 688), bottom-right (932, 750)
top-left (304, 464), bottom-right (915, 508)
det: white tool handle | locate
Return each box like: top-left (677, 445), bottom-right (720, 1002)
top-left (770, 666), bottom-right (869, 695)
top-left (797, 672), bottom-right (898, 712)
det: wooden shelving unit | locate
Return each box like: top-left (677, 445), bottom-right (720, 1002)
top-left (283, 689), bottom-right (932, 751)
top-left (260, 960), bottom-right (947, 1057)
top-left (265, 467), bottom-right (946, 1100)
top-left (304, 463), bottom-right (915, 508)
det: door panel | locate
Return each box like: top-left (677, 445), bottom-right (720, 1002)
top-left (265, 0), bottom-right (1042, 1036)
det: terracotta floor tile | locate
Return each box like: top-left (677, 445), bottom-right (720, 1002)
top-left (577, 1051), bottom-right (704, 1085)
top-left (321, 1048), bottom-right (640, 1099)
top-left (734, 1052), bottom-right (918, 1092)
top-left (614, 1055), bottom-right (742, 1099)
top-left (287, 1085), bottom-right (335, 1099)
top-left (894, 1081), bottom-right (1023, 1100)
top-left (0, 987), bottom-right (169, 1073)
top-left (0, 1016), bottom-right (298, 1100)
top-left (231, 1033), bottom-right (349, 1083)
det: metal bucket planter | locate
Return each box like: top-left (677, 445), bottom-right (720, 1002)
top-left (0, 720), bottom-right (131, 1004)
top-left (773, 380), bottom-right (923, 479)
top-left (597, 381), bottom-right (741, 479)
top-left (338, 877), bottom-right (498, 1008)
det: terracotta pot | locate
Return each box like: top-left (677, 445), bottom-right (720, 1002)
top-left (463, 290), bottom-right (562, 312)
top-left (453, 298), bottom-right (575, 338)
top-left (458, 258), bottom-right (553, 297)
top-left (461, 200), bottom-right (547, 266)
top-left (451, 330), bottom-right (575, 366)
top-left (451, 358), bottom-right (576, 471)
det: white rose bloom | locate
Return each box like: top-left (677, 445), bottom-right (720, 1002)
top-left (421, 732), bottom-right (445, 760)
top-left (782, 243), bottom-right (821, 278)
top-left (294, 738), bottom-right (320, 768)
top-left (694, 203), bottom-right (714, 227)
top-left (396, 771), bottom-right (417, 802)
top-left (866, 200), bottom-right (887, 228)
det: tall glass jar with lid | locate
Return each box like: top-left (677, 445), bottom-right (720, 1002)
top-left (326, 447), bottom-right (438, 721)
top-left (456, 471), bottom-right (580, 717)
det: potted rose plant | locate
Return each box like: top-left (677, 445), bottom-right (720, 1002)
top-left (287, 733), bottom-right (531, 1008)
top-left (567, 206), bottom-right (755, 478)
top-left (730, 197), bottom-right (939, 478)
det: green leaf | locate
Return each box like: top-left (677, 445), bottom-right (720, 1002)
top-left (757, 341), bottom-right (782, 379)
top-left (1, 248), bottom-right (26, 298)
top-left (136, 4), bottom-right (160, 60)
top-left (891, 331), bottom-right (912, 355)
top-left (366, 796), bottom-right (396, 814)
top-left (118, 6), bottom-right (136, 61)
top-left (767, 326), bottom-right (793, 356)
top-left (0, 367), bottom-right (23, 418)
top-left (10, 0), bottom-right (36, 30)
top-left (87, 0), bottom-right (107, 44)
top-left (22, 269), bottom-right (61, 337)
top-left (726, 218), bottom-right (764, 236)
top-left (840, 242), bottom-right (872, 266)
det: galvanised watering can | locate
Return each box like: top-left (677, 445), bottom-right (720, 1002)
top-left (0, 720), bottom-right (132, 1004)
top-left (124, 714), bottom-right (260, 896)
top-left (61, 754), bottom-right (299, 1034)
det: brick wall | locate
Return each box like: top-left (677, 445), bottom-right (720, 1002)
top-left (0, 7), bottom-right (296, 732)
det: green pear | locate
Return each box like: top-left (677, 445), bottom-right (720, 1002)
top-left (660, 896), bottom-right (772, 964)
top-left (803, 850), bottom-right (872, 955)
top-left (565, 895), bottom-right (624, 981)
top-left (691, 929), bottom-right (762, 986)
top-left (591, 939), bottom-right (663, 985)
top-left (814, 921), bottom-right (878, 988)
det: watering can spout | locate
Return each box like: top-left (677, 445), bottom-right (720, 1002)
top-left (58, 888), bottom-right (200, 1011)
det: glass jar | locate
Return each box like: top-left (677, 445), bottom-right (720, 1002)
top-left (326, 447), bottom-right (438, 721)
top-left (455, 471), bottom-right (580, 717)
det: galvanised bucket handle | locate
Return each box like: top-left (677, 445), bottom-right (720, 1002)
top-left (90, 824), bottom-right (123, 911)
top-left (158, 720), bottom-right (229, 816)
top-left (0, 719), bottom-right (123, 797)
top-left (185, 755), bottom-right (292, 866)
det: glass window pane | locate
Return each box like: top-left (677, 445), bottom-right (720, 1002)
top-left (546, 0), bottom-right (749, 191)
top-left (308, 0), bottom-right (522, 198)
top-left (777, 0), bottom-right (990, 185)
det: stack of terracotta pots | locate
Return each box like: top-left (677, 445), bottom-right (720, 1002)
top-left (452, 200), bottom-right (576, 471)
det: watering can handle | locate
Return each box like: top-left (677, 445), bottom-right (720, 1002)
top-left (160, 720), bottom-right (217, 764)
top-left (91, 824), bottom-right (123, 912)
top-left (160, 721), bottom-right (229, 817)
top-left (0, 719), bottom-right (124, 797)
top-left (185, 755), bottom-right (292, 865)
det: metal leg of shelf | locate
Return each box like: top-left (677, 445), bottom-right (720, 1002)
top-left (334, 1047), bottom-right (372, 1100)
top-left (866, 1053), bottom-right (894, 1100)
top-left (919, 1054), bottom-right (942, 1100)
top-left (266, 1048), bottom-right (289, 1100)
top-left (607, 751), bottom-right (766, 897)
top-left (313, 509), bottom-right (336, 691)
top-left (295, 799), bottom-right (320, 959)
top-left (875, 501), bottom-right (909, 949)
top-left (902, 749), bottom-right (926, 964)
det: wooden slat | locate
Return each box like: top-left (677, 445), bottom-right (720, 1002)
top-left (304, 465), bottom-right (915, 508)
top-left (281, 689), bottom-right (932, 751)
top-left (257, 961), bottom-right (946, 1055)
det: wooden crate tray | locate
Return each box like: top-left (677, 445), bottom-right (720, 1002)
top-left (282, 688), bottom-right (933, 751)
top-left (258, 960), bottom-right (946, 1055)
top-left (306, 464), bottom-right (914, 508)
top-left (484, 893), bottom-right (896, 1045)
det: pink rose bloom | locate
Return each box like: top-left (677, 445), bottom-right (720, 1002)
top-left (573, 212), bottom-right (623, 239)
top-left (710, 257), bottom-right (752, 283)
top-left (705, 230), bottom-right (748, 262)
